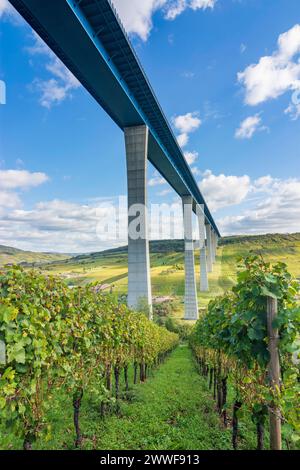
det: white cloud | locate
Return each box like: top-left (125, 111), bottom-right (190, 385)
top-left (46, 58), bottom-right (80, 88)
top-left (0, 196), bottom-right (183, 252)
top-left (199, 170), bottom-right (251, 211)
top-left (184, 150), bottom-right (198, 165)
top-left (112, 0), bottom-right (166, 41)
top-left (238, 24), bottom-right (300, 110)
top-left (173, 112), bottom-right (202, 133)
top-left (0, 199), bottom-right (112, 252)
top-left (285, 102), bottom-right (300, 120)
top-left (28, 33), bottom-right (80, 108)
top-left (195, 171), bottom-right (300, 236)
top-left (0, 0), bottom-right (9, 16)
top-left (219, 176), bottom-right (300, 235)
top-left (191, 167), bottom-right (201, 176)
top-left (0, 170), bottom-right (49, 190)
top-left (33, 79), bottom-right (68, 109)
top-left (0, 190), bottom-right (21, 208)
top-left (0, 169), bottom-right (49, 211)
top-left (190, 0), bottom-right (216, 9)
top-left (157, 188), bottom-right (172, 196)
top-left (1, 170), bottom-right (300, 251)
top-left (112, 0), bottom-right (216, 41)
top-left (165, 0), bottom-right (216, 21)
top-left (3, 0), bottom-right (216, 43)
top-left (0, 194), bottom-right (181, 252)
top-left (285, 89), bottom-right (300, 120)
top-left (172, 111), bottom-right (202, 147)
top-left (26, 32), bottom-right (52, 57)
top-left (235, 114), bottom-right (267, 139)
top-left (177, 133), bottom-right (189, 147)
top-left (149, 172), bottom-right (166, 186)
top-left (0, 0), bottom-right (15, 19)
top-left (164, 0), bottom-right (186, 20)
top-left (278, 25), bottom-right (300, 58)
top-left (254, 175), bottom-right (273, 189)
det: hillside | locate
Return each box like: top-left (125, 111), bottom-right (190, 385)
top-left (70, 233), bottom-right (300, 259)
top-left (0, 245), bottom-right (71, 266)
top-left (32, 233), bottom-right (300, 312)
top-left (2, 234), bottom-right (300, 311)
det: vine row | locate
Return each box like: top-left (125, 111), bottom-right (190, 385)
top-left (190, 256), bottom-right (300, 450)
top-left (0, 267), bottom-right (178, 449)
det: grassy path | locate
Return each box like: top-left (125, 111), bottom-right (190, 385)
top-left (73, 344), bottom-right (232, 450)
top-left (2, 344), bottom-right (259, 450)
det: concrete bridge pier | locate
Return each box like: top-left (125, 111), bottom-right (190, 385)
top-left (215, 232), bottom-right (219, 258)
top-left (182, 196), bottom-right (198, 320)
top-left (211, 229), bottom-right (216, 263)
top-left (125, 125), bottom-right (152, 318)
top-left (206, 223), bottom-right (213, 273)
top-left (197, 204), bottom-right (209, 292)
top-left (213, 231), bottom-right (218, 261)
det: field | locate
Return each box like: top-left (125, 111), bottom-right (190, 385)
top-left (20, 233), bottom-right (300, 315)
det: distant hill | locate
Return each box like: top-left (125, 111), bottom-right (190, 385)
top-left (32, 232), bottom-right (300, 307)
top-left (2, 233), bottom-right (300, 269)
top-left (73, 239), bottom-right (186, 261)
top-left (220, 233), bottom-right (300, 246)
top-left (0, 245), bottom-right (71, 266)
top-left (71, 233), bottom-right (300, 260)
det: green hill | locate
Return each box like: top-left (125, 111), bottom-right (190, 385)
top-left (31, 233), bottom-right (300, 313)
top-left (70, 233), bottom-right (300, 259)
top-left (0, 245), bottom-right (71, 266)
top-left (2, 233), bottom-right (300, 312)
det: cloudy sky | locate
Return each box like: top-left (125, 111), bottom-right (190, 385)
top-left (0, 0), bottom-right (300, 252)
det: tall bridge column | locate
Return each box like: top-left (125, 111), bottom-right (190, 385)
top-left (206, 223), bottom-right (213, 273)
top-left (213, 231), bottom-right (218, 261)
top-left (212, 229), bottom-right (216, 263)
top-left (215, 234), bottom-right (219, 256)
top-left (182, 196), bottom-right (198, 320)
top-left (197, 204), bottom-right (209, 292)
top-left (125, 125), bottom-right (152, 318)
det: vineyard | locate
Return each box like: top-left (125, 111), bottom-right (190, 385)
top-left (0, 257), bottom-right (299, 451)
top-left (0, 268), bottom-right (178, 450)
top-left (190, 256), bottom-right (300, 450)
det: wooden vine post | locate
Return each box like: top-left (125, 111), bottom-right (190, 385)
top-left (267, 296), bottom-right (282, 450)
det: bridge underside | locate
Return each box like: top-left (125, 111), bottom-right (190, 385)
top-left (9, 0), bottom-right (219, 235)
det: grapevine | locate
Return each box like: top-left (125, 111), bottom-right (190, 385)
top-left (190, 255), bottom-right (300, 450)
top-left (0, 267), bottom-right (178, 449)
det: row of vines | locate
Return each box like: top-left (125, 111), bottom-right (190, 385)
top-left (190, 256), bottom-right (300, 450)
top-left (0, 267), bottom-right (178, 450)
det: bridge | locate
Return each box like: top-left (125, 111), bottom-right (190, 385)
top-left (9, 0), bottom-right (220, 320)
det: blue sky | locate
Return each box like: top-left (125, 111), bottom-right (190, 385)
top-left (0, 0), bottom-right (300, 252)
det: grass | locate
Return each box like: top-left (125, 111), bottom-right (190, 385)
top-left (0, 344), bottom-right (265, 450)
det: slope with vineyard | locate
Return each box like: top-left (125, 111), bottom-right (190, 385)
top-left (4, 233), bottom-right (298, 312)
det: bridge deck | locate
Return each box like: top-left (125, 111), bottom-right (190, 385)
top-left (9, 0), bottom-right (220, 236)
